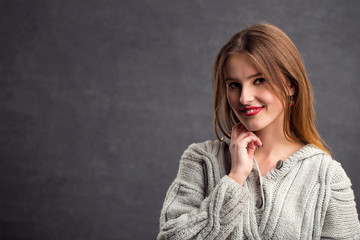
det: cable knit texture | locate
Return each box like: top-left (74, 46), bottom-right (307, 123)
top-left (158, 139), bottom-right (360, 239)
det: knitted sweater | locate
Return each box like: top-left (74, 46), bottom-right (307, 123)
top-left (158, 139), bottom-right (360, 239)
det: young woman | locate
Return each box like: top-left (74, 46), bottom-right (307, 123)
top-left (157, 23), bottom-right (360, 239)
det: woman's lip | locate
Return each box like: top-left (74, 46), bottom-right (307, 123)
top-left (241, 106), bottom-right (264, 116)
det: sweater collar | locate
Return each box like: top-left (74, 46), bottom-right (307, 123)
top-left (222, 135), bottom-right (325, 180)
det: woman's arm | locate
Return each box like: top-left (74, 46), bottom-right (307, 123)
top-left (157, 152), bottom-right (249, 240)
top-left (321, 161), bottom-right (360, 239)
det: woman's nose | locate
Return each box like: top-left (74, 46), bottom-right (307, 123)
top-left (239, 86), bottom-right (255, 105)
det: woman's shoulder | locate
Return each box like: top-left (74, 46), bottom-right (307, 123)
top-left (181, 138), bottom-right (228, 162)
top-left (299, 144), bottom-right (334, 170)
top-left (301, 144), bottom-right (351, 184)
top-left (299, 144), bottom-right (332, 161)
top-left (174, 139), bottom-right (230, 191)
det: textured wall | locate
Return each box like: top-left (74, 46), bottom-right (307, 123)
top-left (1, 0), bottom-right (359, 239)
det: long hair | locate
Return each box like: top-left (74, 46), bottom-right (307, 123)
top-left (213, 23), bottom-right (331, 155)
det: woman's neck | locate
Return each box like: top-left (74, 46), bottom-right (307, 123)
top-left (253, 125), bottom-right (302, 166)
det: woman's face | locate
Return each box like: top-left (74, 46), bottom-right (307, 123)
top-left (225, 53), bottom-right (285, 133)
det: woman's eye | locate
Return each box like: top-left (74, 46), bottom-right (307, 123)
top-left (254, 78), bottom-right (266, 84)
top-left (228, 82), bottom-right (241, 89)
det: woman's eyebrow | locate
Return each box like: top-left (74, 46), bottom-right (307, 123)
top-left (225, 72), bottom-right (262, 81)
top-left (247, 72), bottom-right (262, 79)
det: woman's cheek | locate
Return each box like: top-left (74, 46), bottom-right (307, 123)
top-left (227, 92), bottom-right (239, 107)
top-left (260, 90), bottom-right (276, 105)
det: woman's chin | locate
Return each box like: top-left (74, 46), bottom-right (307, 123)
top-left (241, 123), bottom-right (262, 132)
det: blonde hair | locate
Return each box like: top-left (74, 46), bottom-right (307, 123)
top-left (213, 23), bottom-right (331, 155)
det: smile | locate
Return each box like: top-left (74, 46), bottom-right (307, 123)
top-left (241, 106), bottom-right (264, 116)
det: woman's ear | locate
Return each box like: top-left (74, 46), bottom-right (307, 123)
top-left (286, 80), bottom-right (295, 96)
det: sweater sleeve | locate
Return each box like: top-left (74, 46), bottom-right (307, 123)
top-left (157, 146), bottom-right (249, 240)
top-left (321, 161), bottom-right (360, 239)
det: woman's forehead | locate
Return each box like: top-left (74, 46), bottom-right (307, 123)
top-left (224, 54), bottom-right (260, 79)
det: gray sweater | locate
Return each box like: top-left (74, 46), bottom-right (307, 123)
top-left (158, 139), bottom-right (360, 239)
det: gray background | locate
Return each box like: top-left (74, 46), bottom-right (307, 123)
top-left (1, 0), bottom-right (359, 239)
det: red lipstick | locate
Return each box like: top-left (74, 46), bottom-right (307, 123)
top-left (240, 106), bottom-right (264, 116)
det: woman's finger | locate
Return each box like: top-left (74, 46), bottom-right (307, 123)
top-left (233, 134), bottom-right (262, 149)
top-left (243, 131), bottom-right (262, 147)
top-left (234, 130), bottom-right (261, 146)
top-left (231, 122), bottom-right (246, 140)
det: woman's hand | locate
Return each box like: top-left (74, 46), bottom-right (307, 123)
top-left (228, 123), bottom-right (262, 185)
